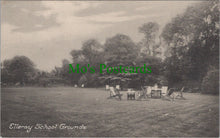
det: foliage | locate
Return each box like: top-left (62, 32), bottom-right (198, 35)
top-left (1, 56), bottom-right (36, 85)
top-left (201, 68), bottom-right (219, 94)
top-left (139, 22), bottom-right (160, 56)
top-left (104, 34), bottom-right (139, 67)
top-left (161, 0), bottom-right (219, 87)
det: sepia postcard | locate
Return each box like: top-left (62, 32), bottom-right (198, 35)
top-left (1, 0), bottom-right (219, 137)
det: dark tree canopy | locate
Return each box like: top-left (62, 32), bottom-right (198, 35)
top-left (104, 34), bottom-right (139, 66)
top-left (161, 0), bottom-right (219, 87)
top-left (2, 56), bottom-right (36, 84)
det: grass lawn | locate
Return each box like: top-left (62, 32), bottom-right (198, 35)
top-left (1, 87), bottom-right (219, 137)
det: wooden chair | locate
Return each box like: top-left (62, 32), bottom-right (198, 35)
top-left (150, 85), bottom-right (162, 98)
top-left (165, 87), bottom-right (185, 101)
top-left (161, 86), bottom-right (168, 96)
top-left (108, 87), bottom-right (122, 100)
top-left (172, 87), bottom-right (184, 99)
top-left (146, 86), bottom-right (152, 97)
top-left (105, 85), bottom-right (110, 91)
top-left (137, 86), bottom-right (147, 100)
top-left (116, 85), bottom-right (120, 90)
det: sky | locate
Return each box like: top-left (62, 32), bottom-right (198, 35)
top-left (1, 1), bottom-right (199, 71)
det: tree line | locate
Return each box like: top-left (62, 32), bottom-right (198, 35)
top-left (1, 1), bottom-right (219, 94)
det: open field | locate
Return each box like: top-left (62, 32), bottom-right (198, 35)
top-left (1, 87), bottom-right (219, 137)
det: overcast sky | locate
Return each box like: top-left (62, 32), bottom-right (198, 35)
top-left (1, 1), bottom-right (198, 71)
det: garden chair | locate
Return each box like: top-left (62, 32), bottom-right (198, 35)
top-left (164, 87), bottom-right (185, 101)
top-left (161, 86), bottom-right (168, 96)
top-left (108, 87), bottom-right (122, 100)
top-left (106, 85), bottom-right (110, 90)
top-left (151, 84), bottom-right (162, 98)
top-left (172, 87), bottom-right (184, 99)
top-left (137, 86), bottom-right (147, 100)
top-left (146, 86), bottom-right (152, 97)
top-left (116, 85), bottom-right (120, 90)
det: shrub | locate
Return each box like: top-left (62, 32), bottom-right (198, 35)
top-left (201, 69), bottom-right (219, 94)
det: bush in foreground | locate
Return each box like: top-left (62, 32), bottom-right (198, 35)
top-left (201, 69), bottom-right (219, 95)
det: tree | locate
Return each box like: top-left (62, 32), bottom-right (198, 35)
top-left (70, 50), bottom-right (85, 64)
top-left (104, 34), bottom-right (139, 66)
top-left (60, 59), bottom-right (71, 80)
top-left (81, 39), bottom-right (104, 71)
top-left (69, 39), bottom-right (104, 86)
top-left (2, 56), bottom-right (36, 85)
top-left (139, 22), bottom-right (160, 56)
top-left (161, 0), bottom-right (219, 87)
top-left (81, 39), bottom-right (103, 63)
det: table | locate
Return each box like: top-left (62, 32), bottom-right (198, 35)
top-left (127, 89), bottom-right (136, 100)
top-left (151, 88), bottom-right (162, 98)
